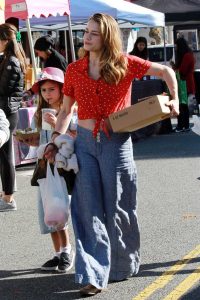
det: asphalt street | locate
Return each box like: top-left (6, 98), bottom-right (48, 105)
top-left (0, 124), bottom-right (200, 300)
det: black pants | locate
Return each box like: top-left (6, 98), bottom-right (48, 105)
top-left (177, 103), bottom-right (189, 130)
top-left (0, 112), bottom-right (18, 195)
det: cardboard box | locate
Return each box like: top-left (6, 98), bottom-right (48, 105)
top-left (109, 95), bottom-right (171, 132)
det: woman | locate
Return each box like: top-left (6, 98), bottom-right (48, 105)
top-left (172, 37), bottom-right (195, 132)
top-left (45, 13), bottom-right (179, 296)
top-left (34, 35), bottom-right (67, 73)
top-left (0, 23), bottom-right (27, 212)
top-left (130, 36), bottom-right (148, 60)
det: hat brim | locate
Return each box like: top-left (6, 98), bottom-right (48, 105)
top-left (31, 78), bottom-right (63, 94)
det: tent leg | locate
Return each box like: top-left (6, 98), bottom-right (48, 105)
top-left (67, 15), bottom-right (76, 62)
top-left (64, 30), bottom-right (68, 63)
top-left (163, 26), bottom-right (167, 65)
top-left (26, 18), bottom-right (37, 79)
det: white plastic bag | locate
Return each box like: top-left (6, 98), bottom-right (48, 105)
top-left (38, 162), bottom-right (70, 230)
top-left (192, 115), bottom-right (200, 136)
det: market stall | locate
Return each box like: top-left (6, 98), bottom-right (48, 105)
top-left (14, 107), bottom-right (37, 166)
top-left (3, 0), bottom-right (166, 165)
top-left (3, 0), bottom-right (74, 76)
top-left (0, 1), bottom-right (73, 165)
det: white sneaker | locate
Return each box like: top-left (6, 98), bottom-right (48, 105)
top-left (0, 199), bottom-right (17, 211)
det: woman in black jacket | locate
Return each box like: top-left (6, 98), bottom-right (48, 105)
top-left (0, 23), bottom-right (27, 212)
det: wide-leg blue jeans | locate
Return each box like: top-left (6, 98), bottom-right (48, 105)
top-left (71, 126), bottom-right (140, 289)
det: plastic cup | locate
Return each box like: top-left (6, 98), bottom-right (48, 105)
top-left (42, 108), bottom-right (57, 130)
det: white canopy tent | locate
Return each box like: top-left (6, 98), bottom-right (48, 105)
top-left (18, 0), bottom-right (165, 63)
top-left (19, 0), bottom-right (165, 29)
top-left (70, 0), bottom-right (165, 27)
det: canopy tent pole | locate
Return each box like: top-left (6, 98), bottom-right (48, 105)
top-left (64, 29), bottom-right (68, 63)
top-left (163, 26), bottom-right (167, 65)
top-left (26, 18), bottom-right (37, 79)
top-left (67, 14), bottom-right (76, 61)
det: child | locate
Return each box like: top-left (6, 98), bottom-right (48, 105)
top-left (25, 67), bottom-right (74, 272)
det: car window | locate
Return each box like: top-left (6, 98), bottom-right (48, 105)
top-left (148, 46), bottom-right (174, 62)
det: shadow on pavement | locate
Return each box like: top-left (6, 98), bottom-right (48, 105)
top-left (180, 285), bottom-right (200, 300)
top-left (137, 256), bottom-right (200, 277)
top-left (0, 270), bottom-right (83, 300)
top-left (133, 132), bottom-right (200, 160)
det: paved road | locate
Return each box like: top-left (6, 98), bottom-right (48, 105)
top-left (0, 128), bottom-right (200, 300)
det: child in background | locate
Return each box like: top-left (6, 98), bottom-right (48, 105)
top-left (25, 67), bottom-right (74, 272)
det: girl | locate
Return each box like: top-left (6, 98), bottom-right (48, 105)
top-left (0, 23), bottom-right (27, 212)
top-left (46, 14), bottom-right (179, 296)
top-left (25, 67), bottom-right (74, 273)
top-left (129, 36), bottom-right (148, 60)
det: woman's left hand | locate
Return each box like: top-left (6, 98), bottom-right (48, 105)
top-left (166, 99), bottom-right (179, 117)
top-left (44, 143), bottom-right (58, 163)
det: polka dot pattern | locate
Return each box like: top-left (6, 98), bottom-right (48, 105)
top-left (63, 54), bottom-right (151, 137)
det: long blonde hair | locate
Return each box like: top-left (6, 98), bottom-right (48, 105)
top-left (79, 13), bottom-right (127, 84)
top-left (0, 23), bottom-right (27, 74)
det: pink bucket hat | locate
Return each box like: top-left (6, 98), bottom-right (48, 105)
top-left (31, 67), bottom-right (64, 94)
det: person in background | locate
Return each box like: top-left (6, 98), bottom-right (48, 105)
top-left (0, 109), bottom-right (10, 147)
top-left (129, 36), bottom-right (148, 60)
top-left (0, 23), bottom-right (27, 212)
top-left (34, 35), bottom-right (67, 73)
top-left (23, 35), bottom-right (68, 100)
top-left (22, 67), bottom-right (75, 272)
top-left (45, 13), bottom-right (179, 296)
top-left (129, 36), bottom-right (150, 81)
top-left (171, 37), bottom-right (196, 132)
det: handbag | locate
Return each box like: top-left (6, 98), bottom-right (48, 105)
top-left (31, 159), bottom-right (76, 194)
top-left (176, 72), bottom-right (188, 105)
top-left (31, 158), bottom-right (47, 186)
top-left (38, 162), bottom-right (70, 230)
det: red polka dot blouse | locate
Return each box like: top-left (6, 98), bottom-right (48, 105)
top-left (63, 54), bottom-right (151, 137)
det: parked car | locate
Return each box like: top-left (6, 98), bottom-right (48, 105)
top-left (148, 44), bottom-right (175, 66)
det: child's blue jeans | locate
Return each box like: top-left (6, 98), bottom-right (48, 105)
top-left (71, 126), bottom-right (140, 289)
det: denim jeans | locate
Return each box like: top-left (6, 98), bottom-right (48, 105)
top-left (71, 126), bottom-right (140, 289)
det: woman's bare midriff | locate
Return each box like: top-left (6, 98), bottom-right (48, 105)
top-left (78, 118), bottom-right (112, 131)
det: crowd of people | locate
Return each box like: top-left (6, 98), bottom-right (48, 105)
top-left (0, 13), bottom-right (197, 297)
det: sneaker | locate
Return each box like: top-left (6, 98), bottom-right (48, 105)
top-left (184, 127), bottom-right (190, 132)
top-left (57, 250), bottom-right (75, 273)
top-left (174, 127), bottom-right (184, 133)
top-left (41, 256), bottom-right (59, 271)
top-left (0, 199), bottom-right (17, 211)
